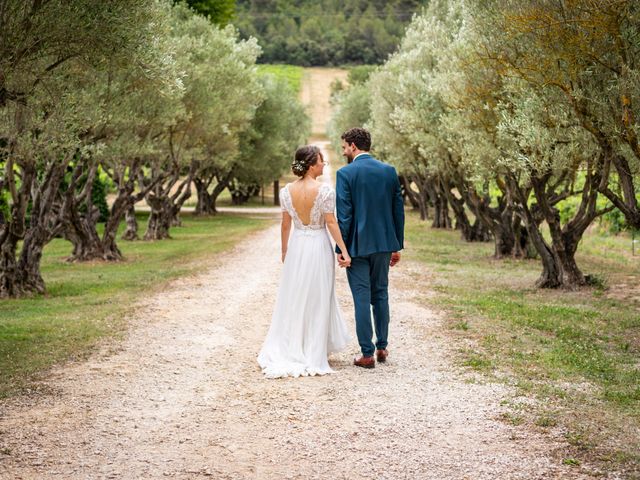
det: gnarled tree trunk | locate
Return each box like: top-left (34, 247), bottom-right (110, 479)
top-left (459, 184), bottom-right (516, 257)
top-left (144, 162), bottom-right (195, 240)
top-left (427, 178), bottom-right (452, 229)
top-left (194, 168), bottom-right (234, 215)
top-left (228, 180), bottom-right (260, 206)
top-left (444, 182), bottom-right (491, 242)
top-left (60, 161), bottom-right (117, 262)
top-left (63, 205), bottom-right (108, 261)
top-left (530, 174), bottom-right (592, 288)
top-left (512, 216), bottom-right (535, 259)
top-left (0, 234), bottom-right (21, 297)
top-left (14, 159), bottom-right (69, 294)
top-left (144, 194), bottom-right (173, 240)
top-left (17, 226), bottom-right (51, 294)
top-left (509, 161), bottom-right (611, 288)
top-left (194, 175), bottom-right (216, 215)
top-left (121, 206), bottom-right (138, 241)
top-left (407, 174), bottom-right (430, 221)
top-left (0, 160), bottom-right (35, 298)
top-left (105, 159), bottom-right (160, 248)
top-left (399, 175), bottom-right (420, 211)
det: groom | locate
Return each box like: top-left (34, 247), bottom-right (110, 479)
top-left (335, 127), bottom-right (405, 369)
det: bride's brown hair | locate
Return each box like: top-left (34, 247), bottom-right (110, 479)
top-left (292, 145), bottom-right (321, 177)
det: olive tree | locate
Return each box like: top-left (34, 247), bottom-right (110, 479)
top-left (328, 83), bottom-right (372, 154)
top-left (489, 0), bottom-right (640, 230)
top-left (368, 2), bottom-right (463, 229)
top-left (0, 0), bottom-right (174, 296)
top-left (368, 47), bottom-right (437, 223)
top-left (227, 74), bottom-right (309, 206)
top-left (464, 0), bottom-right (636, 287)
top-left (60, 2), bottom-right (183, 260)
top-left (160, 4), bottom-right (263, 225)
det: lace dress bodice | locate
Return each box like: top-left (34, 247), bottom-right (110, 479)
top-left (280, 183), bottom-right (336, 230)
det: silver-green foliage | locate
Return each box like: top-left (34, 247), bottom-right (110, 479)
top-left (328, 83), bottom-right (372, 155)
top-left (0, 0), bottom-right (179, 295)
top-left (235, 73), bottom-right (309, 186)
top-left (0, 0), bottom-right (307, 295)
top-left (354, 0), bottom-right (640, 287)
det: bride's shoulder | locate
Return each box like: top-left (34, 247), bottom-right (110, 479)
top-left (321, 183), bottom-right (335, 196)
top-left (318, 183), bottom-right (335, 202)
top-left (279, 184), bottom-right (292, 201)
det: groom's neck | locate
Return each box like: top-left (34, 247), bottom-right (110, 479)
top-left (351, 150), bottom-right (368, 162)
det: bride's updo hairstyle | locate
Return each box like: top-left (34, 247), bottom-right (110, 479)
top-left (292, 145), bottom-right (321, 177)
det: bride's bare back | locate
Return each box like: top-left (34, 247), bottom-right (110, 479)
top-left (287, 180), bottom-right (322, 226)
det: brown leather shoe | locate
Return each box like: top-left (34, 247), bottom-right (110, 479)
top-left (353, 355), bottom-right (375, 369)
top-left (376, 349), bottom-right (389, 363)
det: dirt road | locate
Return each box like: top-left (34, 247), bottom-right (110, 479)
top-left (300, 67), bottom-right (348, 137)
top-left (0, 223), bottom-right (596, 479)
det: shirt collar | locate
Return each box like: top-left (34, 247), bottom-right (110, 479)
top-left (353, 152), bottom-right (369, 162)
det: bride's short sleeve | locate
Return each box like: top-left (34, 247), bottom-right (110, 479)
top-left (279, 186), bottom-right (288, 213)
top-left (320, 187), bottom-right (336, 214)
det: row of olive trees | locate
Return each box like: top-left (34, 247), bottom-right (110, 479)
top-left (0, 0), bottom-right (308, 298)
top-left (331, 0), bottom-right (639, 288)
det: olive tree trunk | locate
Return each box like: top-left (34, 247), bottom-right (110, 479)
top-left (0, 162), bottom-right (36, 297)
top-left (194, 168), bottom-right (234, 215)
top-left (144, 162), bottom-right (195, 240)
top-left (407, 174), bottom-right (431, 221)
top-left (426, 178), bottom-right (452, 229)
top-left (458, 180), bottom-right (518, 258)
top-left (399, 175), bottom-right (420, 211)
top-left (509, 160), bottom-right (612, 288)
top-left (19, 159), bottom-right (71, 292)
top-left (444, 182), bottom-right (491, 242)
top-left (121, 206), bottom-right (139, 240)
top-left (64, 159), bottom-right (158, 260)
top-left (194, 174), bottom-right (216, 215)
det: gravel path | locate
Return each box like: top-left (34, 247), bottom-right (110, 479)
top-left (300, 67), bottom-right (348, 136)
top-left (0, 223), bottom-right (600, 480)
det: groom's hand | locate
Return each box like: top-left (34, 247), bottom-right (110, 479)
top-left (390, 252), bottom-right (401, 267)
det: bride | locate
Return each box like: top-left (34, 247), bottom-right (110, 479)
top-left (257, 145), bottom-right (352, 378)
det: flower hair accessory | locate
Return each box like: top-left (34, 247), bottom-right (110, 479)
top-left (292, 145), bottom-right (320, 177)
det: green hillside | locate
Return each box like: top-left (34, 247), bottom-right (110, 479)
top-left (234, 0), bottom-right (428, 65)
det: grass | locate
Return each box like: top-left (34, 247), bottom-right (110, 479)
top-left (257, 64), bottom-right (305, 93)
top-left (0, 213), bottom-right (270, 398)
top-left (405, 211), bottom-right (640, 474)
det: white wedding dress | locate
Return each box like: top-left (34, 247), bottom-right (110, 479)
top-left (257, 183), bottom-right (351, 378)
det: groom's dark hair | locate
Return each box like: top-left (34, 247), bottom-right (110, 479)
top-left (341, 127), bottom-right (371, 151)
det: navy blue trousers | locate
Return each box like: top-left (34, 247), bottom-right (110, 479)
top-left (346, 252), bottom-right (392, 357)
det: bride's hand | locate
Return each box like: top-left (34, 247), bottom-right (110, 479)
top-left (281, 250), bottom-right (287, 263)
top-left (338, 253), bottom-right (351, 268)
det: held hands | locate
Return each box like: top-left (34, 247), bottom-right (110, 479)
top-left (390, 252), bottom-right (401, 267)
top-left (337, 252), bottom-right (351, 268)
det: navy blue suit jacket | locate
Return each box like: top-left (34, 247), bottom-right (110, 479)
top-left (335, 153), bottom-right (405, 257)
